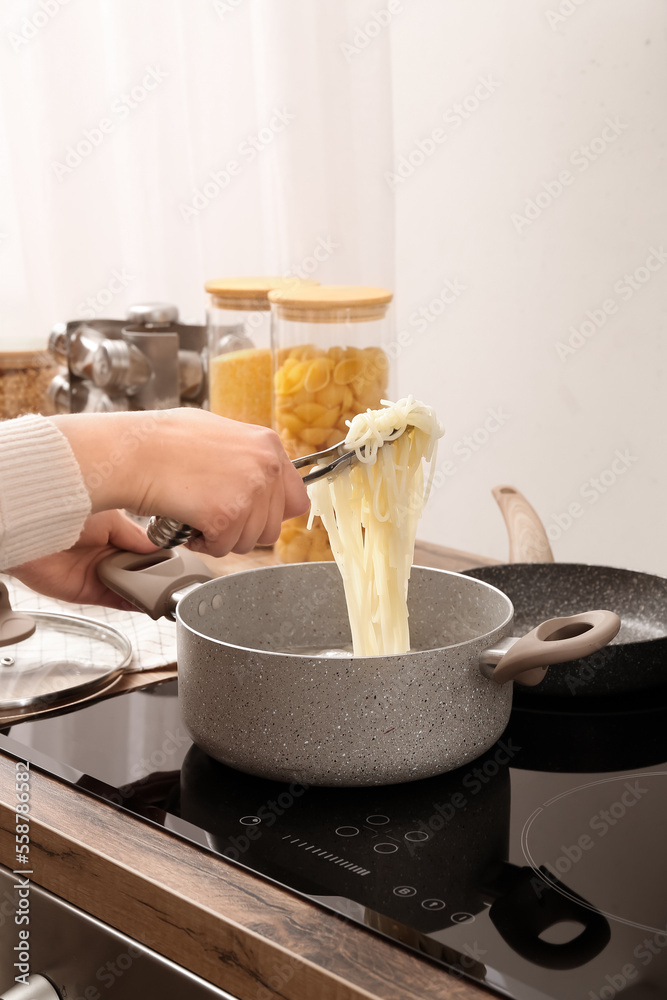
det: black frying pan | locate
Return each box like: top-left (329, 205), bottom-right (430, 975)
top-left (463, 486), bottom-right (667, 698)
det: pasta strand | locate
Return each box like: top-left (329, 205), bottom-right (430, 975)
top-left (307, 397), bottom-right (444, 656)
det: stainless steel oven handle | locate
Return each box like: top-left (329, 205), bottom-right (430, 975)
top-left (0, 975), bottom-right (61, 999)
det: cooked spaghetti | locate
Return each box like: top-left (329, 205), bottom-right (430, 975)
top-left (306, 397), bottom-right (444, 656)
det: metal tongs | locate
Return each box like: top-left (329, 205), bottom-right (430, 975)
top-left (292, 438), bottom-right (357, 484)
top-left (147, 438), bottom-right (358, 548)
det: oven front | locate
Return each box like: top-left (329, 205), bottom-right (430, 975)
top-left (0, 864), bottom-right (237, 1000)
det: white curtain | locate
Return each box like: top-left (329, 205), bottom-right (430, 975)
top-left (0, 0), bottom-right (395, 348)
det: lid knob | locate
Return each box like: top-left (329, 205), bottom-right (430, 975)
top-left (0, 584), bottom-right (36, 648)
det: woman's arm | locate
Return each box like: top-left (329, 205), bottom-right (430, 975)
top-left (0, 413), bottom-right (92, 569)
top-left (49, 408), bottom-right (308, 555)
top-left (3, 408), bottom-right (308, 607)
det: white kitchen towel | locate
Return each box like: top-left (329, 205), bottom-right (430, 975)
top-left (1, 573), bottom-right (177, 672)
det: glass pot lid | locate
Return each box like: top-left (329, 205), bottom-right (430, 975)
top-left (0, 602), bottom-right (132, 710)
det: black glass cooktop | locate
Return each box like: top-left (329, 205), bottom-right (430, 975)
top-left (2, 681), bottom-right (667, 1000)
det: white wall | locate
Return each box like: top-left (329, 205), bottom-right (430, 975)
top-left (390, 0), bottom-right (666, 575)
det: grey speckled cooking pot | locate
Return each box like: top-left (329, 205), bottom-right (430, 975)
top-left (99, 553), bottom-right (620, 786)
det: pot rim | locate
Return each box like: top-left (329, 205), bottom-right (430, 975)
top-left (176, 563), bottom-right (515, 661)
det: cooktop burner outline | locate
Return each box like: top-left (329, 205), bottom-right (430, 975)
top-left (519, 769), bottom-right (667, 938)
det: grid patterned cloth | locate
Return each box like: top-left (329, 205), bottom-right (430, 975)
top-left (2, 573), bottom-right (178, 672)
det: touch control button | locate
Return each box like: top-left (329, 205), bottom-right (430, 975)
top-left (366, 814), bottom-right (390, 825)
top-left (421, 898), bottom-right (446, 910)
top-left (335, 826), bottom-right (360, 837)
top-left (374, 842), bottom-right (399, 854)
top-left (405, 830), bottom-right (429, 843)
top-left (393, 885), bottom-right (417, 897)
top-left (451, 911), bottom-right (475, 924)
top-left (240, 815), bottom-right (261, 826)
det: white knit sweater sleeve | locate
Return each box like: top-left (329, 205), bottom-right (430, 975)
top-left (0, 414), bottom-right (92, 569)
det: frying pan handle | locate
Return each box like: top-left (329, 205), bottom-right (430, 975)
top-left (488, 865), bottom-right (611, 970)
top-left (97, 548), bottom-right (214, 621)
top-left (485, 610), bottom-right (621, 686)
top-left (491, 485), bottom-right (554, 563)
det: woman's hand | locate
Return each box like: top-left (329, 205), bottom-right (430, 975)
top-left (9, 510), bottom-right (158, 610)
top-left (50, 409), bottom-right (310, 558)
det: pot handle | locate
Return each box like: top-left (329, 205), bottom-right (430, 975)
top-left (484, 610), bottom-right (621, 686)
top-left (97, 548), bottom-right (215, 621)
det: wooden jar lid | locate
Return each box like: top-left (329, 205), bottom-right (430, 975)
top-left (268, 285), bottom-right (393, 323)
top-left (205, 277), bottom-right (319, 312)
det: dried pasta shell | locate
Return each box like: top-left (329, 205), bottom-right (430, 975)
top-left (304, 357), bottom-right (331, 393)
top-left (334, 358), bottom-right (364, 384)
top-left (312, 406), bottom-right (341, 428)
top-left (315, 381), bottom-right (345, 407)
top-left (342, 386), bottom-right (355, 410)
top-left (325, 428), bottom-right (345, 448)
top-left (293, 402), bottom-right (327, 422)
top-left (350, 375), bottom-right (369, 399)
top-left (299, 426), bottom-right (331, 447)
top-left (278, 433), bottom-right (301, 460)
top-left (278, 412), bottom-right (306, 436)
top-left (356, 384), bottom-right (385, 410)
top-left (280, 360), bottom-right (309, 394)
top-left (290, 387), bottom-right (316, 407)
top-left (284, 536), bottom-right (309, 562)
top-left (308, 546), bottom-right (334, 562)
top-left (362, 346), bottom-right (390, 376)
top-left (290, 344), bottom-right (320, 361)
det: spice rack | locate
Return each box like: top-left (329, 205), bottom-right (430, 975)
top-left (46, 303), bottom-right (208, 414)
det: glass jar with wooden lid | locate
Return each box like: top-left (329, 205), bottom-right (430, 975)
top-left (268, 285), bottom-right (395, 563)
top-left (205, 277), bottom-right (318, 428)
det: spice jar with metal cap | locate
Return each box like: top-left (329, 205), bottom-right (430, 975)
top-left (268, 285), bottom-right (395, 563)
top-left (205, 277), bottom-right (318, 428)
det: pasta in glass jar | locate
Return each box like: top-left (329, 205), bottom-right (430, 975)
top-left (268, 285), bottom-right (395, 563)
top-left (205, 277), bottom-right (317, 428)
